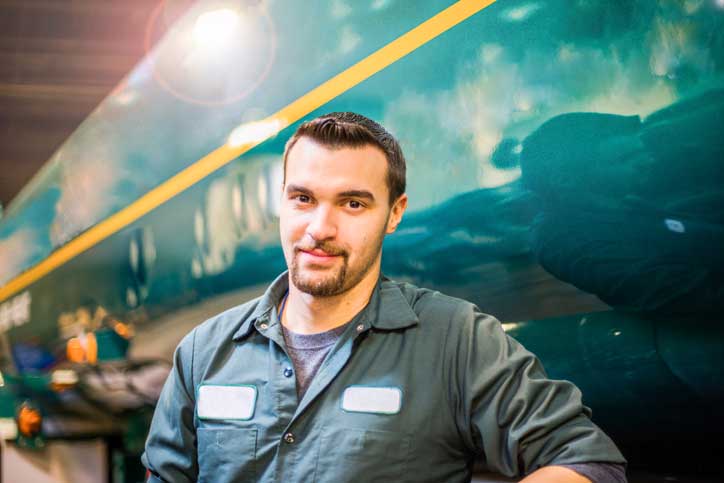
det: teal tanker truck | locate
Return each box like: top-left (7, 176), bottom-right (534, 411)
top-left (0, 0), bottom-right (722, 480)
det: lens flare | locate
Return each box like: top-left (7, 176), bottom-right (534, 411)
top-left (192, 8), bottom-right (240, 48)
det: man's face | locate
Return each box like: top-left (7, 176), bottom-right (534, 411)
top-left (280, 137), bottom-right (406, 297)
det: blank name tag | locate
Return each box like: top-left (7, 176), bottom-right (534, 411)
top-left (341, 386), bottom-right (402, 414)
top-left (197, 385), bottom-right (257, 420)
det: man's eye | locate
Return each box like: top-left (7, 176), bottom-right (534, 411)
top-left (348, 200), bottom-right (363, 209)
top-left (295, 194), bottom-right (311, 203)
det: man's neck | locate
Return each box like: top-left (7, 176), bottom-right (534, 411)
top-left (282, 266), bottom-right (380, 335)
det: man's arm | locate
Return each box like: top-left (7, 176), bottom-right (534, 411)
top-left (520, 466), bottom-right (591, 482)
top-left (142, 330), bottom-right (198, 483)
top-left (447, 303), bottom-right (626, 478)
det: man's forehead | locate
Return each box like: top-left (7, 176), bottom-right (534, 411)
top-left (285, 137), bottom-right (389, 193)
top-left (286, 136), bottom-right (387, 164)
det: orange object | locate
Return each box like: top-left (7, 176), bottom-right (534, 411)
top-left (17, 404), bottom-right (42, 437)
top-left (66, 337), bottom-right (84, 363)
top-left (66, 332), bottom-right (99, 364)
top-left (113, 321), bottom-right (134, 339)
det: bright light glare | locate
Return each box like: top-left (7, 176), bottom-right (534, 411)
top-left (502, 3), bottom-right (541, 22)
top-left (193, 9), bottom-right (240, 47)
top-left (515, 95), bottom-right (532, 112)
top-left (227, 118), bottom-right (286, 148)
top-left (717, 0), bottom-right (724, 9)
top-left (112, 89), bottom-right (137, 106)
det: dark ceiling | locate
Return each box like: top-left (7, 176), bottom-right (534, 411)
top-left (0, 0), bottom-right (191, 211)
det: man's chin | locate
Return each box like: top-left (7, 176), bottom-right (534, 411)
top-left (292, 272), bottom-right (345, 297)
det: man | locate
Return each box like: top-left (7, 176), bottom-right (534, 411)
top-left (143, 112), bottom-right (626, 482)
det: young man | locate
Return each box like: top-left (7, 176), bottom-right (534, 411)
top-left (143, 112), bottom-right (626, 482)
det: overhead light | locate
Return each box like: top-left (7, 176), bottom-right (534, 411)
top-left (227, 117), bottom-right (286, 148)
top-left (192, 8), bottom-right (240, 48)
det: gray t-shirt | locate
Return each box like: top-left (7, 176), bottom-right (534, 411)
top-left (281, 322), bottom-right (350, 399)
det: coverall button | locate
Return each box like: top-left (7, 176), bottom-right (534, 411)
top-left (356, 324), bottom-right (365, 333)
top-left (259, 323), bottom-right (269, 330)
top-left (283, 432), bottom-right (295, 444)
top-left (283, 367), bottom-right (293, 378)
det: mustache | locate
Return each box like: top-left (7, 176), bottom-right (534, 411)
top-left (294, 240), bottom-right (347, 257)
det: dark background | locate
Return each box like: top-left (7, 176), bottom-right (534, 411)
top-left (0, 0), bottom-right (191, 211)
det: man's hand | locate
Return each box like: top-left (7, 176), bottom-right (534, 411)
top-left (519, 466), bottom-right (591, 483)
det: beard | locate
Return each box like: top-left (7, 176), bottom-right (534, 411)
top-left (290, 230), bottom-right (385, 297)
top-left (291, 253), bottom-right (348, 297)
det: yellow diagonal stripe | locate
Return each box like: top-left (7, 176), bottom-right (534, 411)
top-left (0, 0), bottom-right (496, 302)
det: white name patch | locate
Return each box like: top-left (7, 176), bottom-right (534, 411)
top-left (341, 386), bottom-right (402, 414)
top-left (197, 385), bottom-right (257, 420)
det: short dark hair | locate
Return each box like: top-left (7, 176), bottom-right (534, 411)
top-left (282, 112), bottom-right (406, 204)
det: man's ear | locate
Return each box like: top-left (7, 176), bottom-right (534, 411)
top-left (386, 194), bottom-right (408, 234)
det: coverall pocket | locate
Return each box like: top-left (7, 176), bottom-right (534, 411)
top-left (314, 427), bottom-right (411, 483)
top-left (197, 427), bottom-right (257, 483)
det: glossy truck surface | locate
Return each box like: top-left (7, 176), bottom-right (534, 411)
top-left (0, 0), bottom-right (722, 476)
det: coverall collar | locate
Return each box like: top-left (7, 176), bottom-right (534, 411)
top-left (232, 271), bottom-right (419, 341)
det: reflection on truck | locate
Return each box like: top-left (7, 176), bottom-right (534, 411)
top-left (521, 89), bottom-right (724, 314)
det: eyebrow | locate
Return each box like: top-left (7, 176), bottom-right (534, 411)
top-left (285, 184), bottom-right (376, 203)
top-left (285, 184), bottom-right (313, 196)
top-left (338, 190), bottom-right (375, 202)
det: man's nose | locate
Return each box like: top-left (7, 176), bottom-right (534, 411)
top-left (305, 205), bottom-right (337, 241)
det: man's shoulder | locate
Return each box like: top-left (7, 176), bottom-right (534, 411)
top-left (185, 295), bottom-right (264, 348)
top-left (385, 278), bottom-right (484, 325)
top-left (384, 278), bottom-right (508, 358)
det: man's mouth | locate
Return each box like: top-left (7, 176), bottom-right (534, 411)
top-left (301, 248), bottom-right (337, 257)
top-left (296, 245), bottom-right (345, 263)
top-left (300, 248), bottom-right (339, 261)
